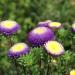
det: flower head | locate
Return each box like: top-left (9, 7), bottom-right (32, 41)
top-left (28, 27), bottom-right (55, 46)
top-left (8, 43), bottom-right (29, 58)
top-left (44, 41), bottom-right (64, 56)
top-left (70, 70), bottom-right (75, 75)
top-left (38, 20), bottom-right (52, 27)
top-left (49, 22), bottom-right (62, 29)
top-left (0, 20), bottom-right (20, 35)
top-left (72, 23), bottom-right (75, 32)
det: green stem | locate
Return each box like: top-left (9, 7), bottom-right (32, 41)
top-left (5, 35), bottom-right (13, 48)
top-left (29, 68), bottom-right (32, 75)
top-left (7, 36), bottom-right (13, 48)
top-left (0, 68), bottom-right (4, 75)
top-left (0, 34), bottom-right (2, 48)
top-left (46, 55), bottom-right (52, 75)
top-left (12, 59), bottom-right (20, 75)
top-left (23, 66), bottom-right (26, 75)
top-left (40, 49), bottom-right (44, 75)
top-left (46, 56), bottom-right (50, 75)
top-left (46, 64), bottom-right (49, 75)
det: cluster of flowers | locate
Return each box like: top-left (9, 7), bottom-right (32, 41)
top-left (0, 20), bottom-right (75, 75)
top-left (0, 20), bottom-right (75, 57)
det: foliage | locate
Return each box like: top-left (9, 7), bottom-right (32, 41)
top-left (0, 0), bottom-right (75, 75)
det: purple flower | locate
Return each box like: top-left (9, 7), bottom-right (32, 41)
top-left (0, 20), bottom-right (20, 35)
top-left (8, 43), bottom-right (30, 58)
top-left (38, 20), bottom-right (52, 27)
top-left (28, 27), bottom-right (55, 46)
top-left (44, 41), bottom-right (64, 56)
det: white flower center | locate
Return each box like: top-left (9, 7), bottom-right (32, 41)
top-left (0, 20), bottom-right (17, 29)
top-left (33, 27), bottom-right (47, 34)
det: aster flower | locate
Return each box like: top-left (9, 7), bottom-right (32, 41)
top-left (72, 23), bottom-right (75, 32)
top-left (44, 41), bottom-right (64, 56)
top-left (38, 20), bottom-right (52, 27)
top-left (48, 22), bottom-right (62, 29)
top-left (28, 27), bottom-right (55, 46)
top-left (70, 70), bottom-right (75, 75)
top-left (0, 20), bottom-right (20, 35)
top-left (8, 43), bottom-right (29, 58)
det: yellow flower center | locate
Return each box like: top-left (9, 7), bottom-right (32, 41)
top-left (70, 70), bottom-right (75, 75)
top-left (33, 27), bottom-right (46, 34)
top-left (0, 20), bottom-right (17, 29)
top-left (49, 22), bottom-right (61, 27)
top-left (10, 43), bottom-right (27, 53)
top-left (45, 41), bottom-right (64, 54)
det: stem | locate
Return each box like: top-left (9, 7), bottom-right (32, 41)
top-left (23, 66), bottom-right (26, 75)
top-left (46, 55), bottom-right (51, 75)
top-left (4, 35), bottom-right (13, 48)
top-left (7, 36), bottom-right (13, 48)
top-left (0, 68), bottom-right (4, 75)
top-left (46, 64), bottom-right (49, 75)
top-left (15, 62), bottom-right (20, 75)
top-left (12, 59), bottom-right (20, 75)
top-left (46, 57), bottom-right (49, 75)
top-left (26, 66), bottom-right (32, 75)
top-left (40, 60), bottom-right (44, 75)
top-left (29, 68), bottom-right (32, 75)
top-left (40, 49), bottom-right (45, 75)
top-left (0, 34), bottom-right (2, 48)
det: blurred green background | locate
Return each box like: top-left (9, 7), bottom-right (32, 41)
top-left (0, 0), bottom-right (75, 75)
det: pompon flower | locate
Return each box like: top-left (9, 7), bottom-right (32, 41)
top-left (70, 70), bottom-right (75, 75)
top-left (72, 23), bottom-right (75, 32)
top-left (28, 27), bottom-right (55, 46)
top-left (44, 41), bottom-right (64, 56)
top-left (8, 43), bottom-right (29, 58)
top-left (38, 20), bottom-right (52, 27)
top-left (48, 22), bottom-right (62, 29)
top-left (0, 20), bottom-right (20, 35)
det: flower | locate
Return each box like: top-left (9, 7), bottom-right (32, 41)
top-left (70, 70), bottom-right (75, 75)
top-left (72, 23), bottom-right (75, 32)
top-left (48, 22), bottom-right (62, 29)
top-left (28, 27), bottom-right (55, 46)
top-left (8, 43), bottom-right (29, 58)
top-left (0, 20), bottom-right (20, 35)
top-left (44, 41), bottom-right (64, 56)
top-left (38, 20), bottom-right (52, 27)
